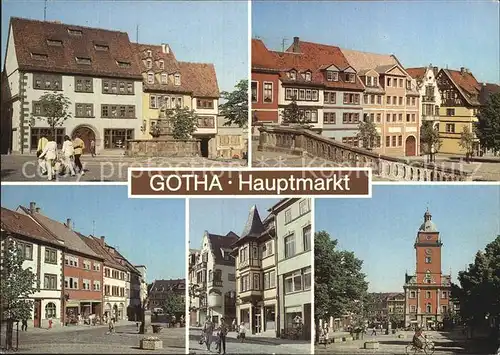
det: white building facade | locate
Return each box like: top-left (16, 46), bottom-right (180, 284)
top-left (103, 265), bottom-right (129, 321)
top-left (273, 198), bottom-right (312, 340)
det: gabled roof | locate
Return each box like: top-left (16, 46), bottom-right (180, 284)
top-left (80, 234), bottom-right (127, 271)
top-left (208, 231), bottom-right (239, 266)
top-left (340, 48), bottom-right (399, 72)
top-left (1, 207), bottom-right (61, 247)
top-left (132, 43), bottom-right (180, 74)
top-left (251, 39), bottom-right (280, 70)
top-left (441, 69), bottom-right (481, 106)
top-left (9, 17), bottom-right (142, 79)
top-left (479, 82), bottom-right (500, 105)
top-left (178, 61), bottom-right (220, 98)
top-left (17, 205), bottom-right (102, 260)
top-left (406, 67), bottom-right (427, 80)
top-left (149, 278), bottom-right (185, 293)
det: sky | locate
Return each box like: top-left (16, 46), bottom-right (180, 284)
top-left (316, 185), bottom-right (500, 293)
top-left (1, 185), bottom-right (186, 283)
top-left (1, 0), bottom-right (248, 92)
top-left (252, 0), bottom-right (500, 84)
top-left (189, 198), bottom-right (281, 249)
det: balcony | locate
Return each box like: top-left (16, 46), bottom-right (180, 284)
top-left (208, 279), bottom-right (223, 288)
top-left (422, 96), bottom-right (435, 103)
top-left (239, 289), bottom-right (263, 301)
top-left (422, 114), bottom-right (439, 122)
top-left (195, 262), bottom-right (207, 271)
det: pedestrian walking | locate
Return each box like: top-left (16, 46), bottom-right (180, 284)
top-left (61, 135), bottom-right (76, 176)
top-left (36, 133), bottom-right (48, 176)
top-left (48, 317), bottom-right (53, 329)
top-left (371, 326), bottom-right (377, 336)
top-left (38, 135), bottom-right (58, 181)
top-left (108, 317), bottom-right (115, 334)
top-left (238, 322), bottom-right (246, 343)
top-left (217, 317), bottom-right (228, 354)
top-left (21, 318), bottom-right (28, 332)
top-left (203, 317), bottom-right (214, 351)
top-left (232, 318), bottom-right (236, 332)
top-left (90, 139), bottom-right (96, 157)
top-left (73, 133), bottom-right (85, 175)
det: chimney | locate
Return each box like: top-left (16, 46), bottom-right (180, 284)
top-left (29, 202), bottom-right (36, 213)
top-left (161, 43), bottom-right (170, 54)
top-left (292, 37), bottom-right (300, 53)
top-left (460, 67), bottom-right (466, 75)
top-left (433, 67), bottom-right (438, 76)
top-left (35, 207), bottom-right (40, 213)
top-left (66, 218), bottom-right (71, 229)
top-left (100, 236), bottom-right (105, 245)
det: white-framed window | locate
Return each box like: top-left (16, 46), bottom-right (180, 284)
top-left (64, 255), bottom-right (79, 267)
top-left (303, 267), bottom-right (311, 290)
top-left (93, 280), bottom-right (101, 291)
top-left (305, 71), bottom-right (311, 81)
top-left (251, 81), bottom-right (258, 102)
top-left (410, 291), bottom-right (416, 298)
top-left (45, 302), bottom-right (57, 318)
top-left (290, 70), bottom-right (296, 80)
top-left (150, 95), bottom-right (157, 109)
top-left (93, 263), bottom-right (101, 272)
top-left (82, 279), bottom-right (91, 290)
top-left (159, 60), bottom-right (164, 69)
top-left (262, 240), bottom-right (274, 258)
top-left (83, 260), bottom-right (91, 270)
top-left (284, 234), bottom-right (296, 258)
top-left (302, 225), bottom-right (311, 252)
top-left (147, 72), bottom-right (154, 84)
top-left (64, 277), bottom-right (79, 289)
top-left (174, 74), bottom-right (181, 86)
top-left (284, 209), bottom-right (292, 224)
top-left (263, 82), bottom-right (273, 103)
top-left (299, 199), bottom-right (310, 215)
top-left (263, 270), bottom-right (276, 289)
top-left (426, 304), bottom-right (432, 313)
top-left (146, 59), bottom-right (152, 69)
top-left (161, 73), bottom-right (167, 84)
top-left (239, 245), bottom-right (248, 263)
top-left (410, 305), bottom-right (416, 312)
top-left (284, 271), bottom-right (302, 294)
top-left (326, 71), bottom-right (338, 81)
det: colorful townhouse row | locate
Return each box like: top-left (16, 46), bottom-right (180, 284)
top-left (0, 202), bottom-right (147, 328)
top-left (252, 37), bottom-right (500, 156)
top-left (1, 17), bottom-right (246, 159)
top-left (189, 198), bottom-right (312, 340)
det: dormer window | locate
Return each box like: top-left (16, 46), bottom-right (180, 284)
top-left (146, 59), bottom-right (152, 69)
top-left (346, 73), bottom-right (355, 83)
top-left (147, 72), bottom-right (154, 84)
top-left (47, 39), bottom-right (62, 47)
top-left (305, 71), bottom-right (311, 81)
top-left (406, 80), bottom-right (412, 90)
top-left (117, 61), bottom-right (131, 68)
top-left (159, 60), bottom-right (164, 69)
top-left (365, 76), bottom-right (375, 87)
top-left (290, 71), bottom-right (297, 80)
top-left (174, 73), bottom-right (181, 86)
top-left (326, 71), bottom-right (338, 82)
top-left (67, 28), bottom-right (82, 37)
top-left (161, 73), bottom-right (167, 84)
top-left (146, 50), bottom-right (152, 57)
top-left (94, 44), bottom-right (109, 52)
top-left (31, 52), bottom-right (48, 60)
top-left (76, 57), bottom-right (91, 65)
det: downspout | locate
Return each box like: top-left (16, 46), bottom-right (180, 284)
top-left (274, 219), bottom-right (280, 338)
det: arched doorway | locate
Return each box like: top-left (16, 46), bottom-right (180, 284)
top-left (72, 126), bottom-right (96, 154)
top-left (405, 135), bottom-right (416, 156)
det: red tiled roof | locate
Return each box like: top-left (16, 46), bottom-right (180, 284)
top-left (252, 38), bottom-right (364, 91)
top-left (1, 207), bottom-right (60, 246)
top-left (178, 61), bottom-right (220, 98)
top-left (80, 234), bottom-right (127, 271)
top-left (406, 67), bottom-right (427, 80)
top-left (10, 17), bottom-right (142, 79)
top-left (444, 69), bottom-right (481, 105)
top-left (479, 82), bottom-right (500, 105)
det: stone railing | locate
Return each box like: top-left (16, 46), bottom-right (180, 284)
top-left (126, 139), bottom-right (200, 157)
top-left (258, 125), bottom-right (472, 181)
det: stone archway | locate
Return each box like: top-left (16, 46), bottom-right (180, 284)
top-left (72, 125), bottom-right (96, 154)
top-left (405, 135), bottom-right (417, 156)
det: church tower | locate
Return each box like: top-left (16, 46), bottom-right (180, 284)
top-left (403, 209), bottom-right (452, 329)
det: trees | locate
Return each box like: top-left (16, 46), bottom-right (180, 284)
top-left (453, 236), bottom-right (500, 337)
top-left (476, 93), bottom-right (500, 153)
top-left (163, 107), bottom-right (199, 140)
top-left (30, 92), bottom-right (72, 136)
top-left (459, 126), bottom-right (476, 162)
top-left (219, 79), bottom-right (248, 128)
top-left (420, 121), bottom-right (442, 161)
top-left (357, 117), bottom-right (380, 150)
top-left (0, 238), bottom-right (39, 349)
top-left (161, 290), bottom-right (185, 320)
top-left (281, 98), bottom-right (307, 124)
top-left (315, 231), bottom-right (368, 339)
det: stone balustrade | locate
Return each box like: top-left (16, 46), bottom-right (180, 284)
top-left (126, 139), bottom-right (200, 157)
top-left (258, 125), bottom-right (472, 182)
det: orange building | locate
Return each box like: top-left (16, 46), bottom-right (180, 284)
top-left (403, 209), bottom-right (452, 329)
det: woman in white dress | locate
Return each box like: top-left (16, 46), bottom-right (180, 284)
top-left (39, 135), bottom-right (58, 181)
top-left (61, 135), bottom-right (76, 176)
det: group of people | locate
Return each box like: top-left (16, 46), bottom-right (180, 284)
top-left (200, 317), bottom-right (247, 354)
top-left (36, 133), bottom-right (95, 181)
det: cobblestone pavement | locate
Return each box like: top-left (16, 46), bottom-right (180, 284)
top-left (188, 330), bottom-right (311, 354)
top-left (1, 323), bottom-right (185, 353)
top-left (314, 330), bottom-right (482, 354)
top-left (252, 149), bottom-right (500, 181)
top-left (1, 154), bottom-right (246, 182)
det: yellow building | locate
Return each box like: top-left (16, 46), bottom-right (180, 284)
top-left (132, 43), bottom-right (220, 158)
top-left (436, 68), bottom-right (480, 155)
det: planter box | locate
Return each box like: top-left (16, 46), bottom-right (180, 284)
top-left (140, 339), bottom-right (163, 350)
top-left (364, 341), bottom-right (380, 349)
